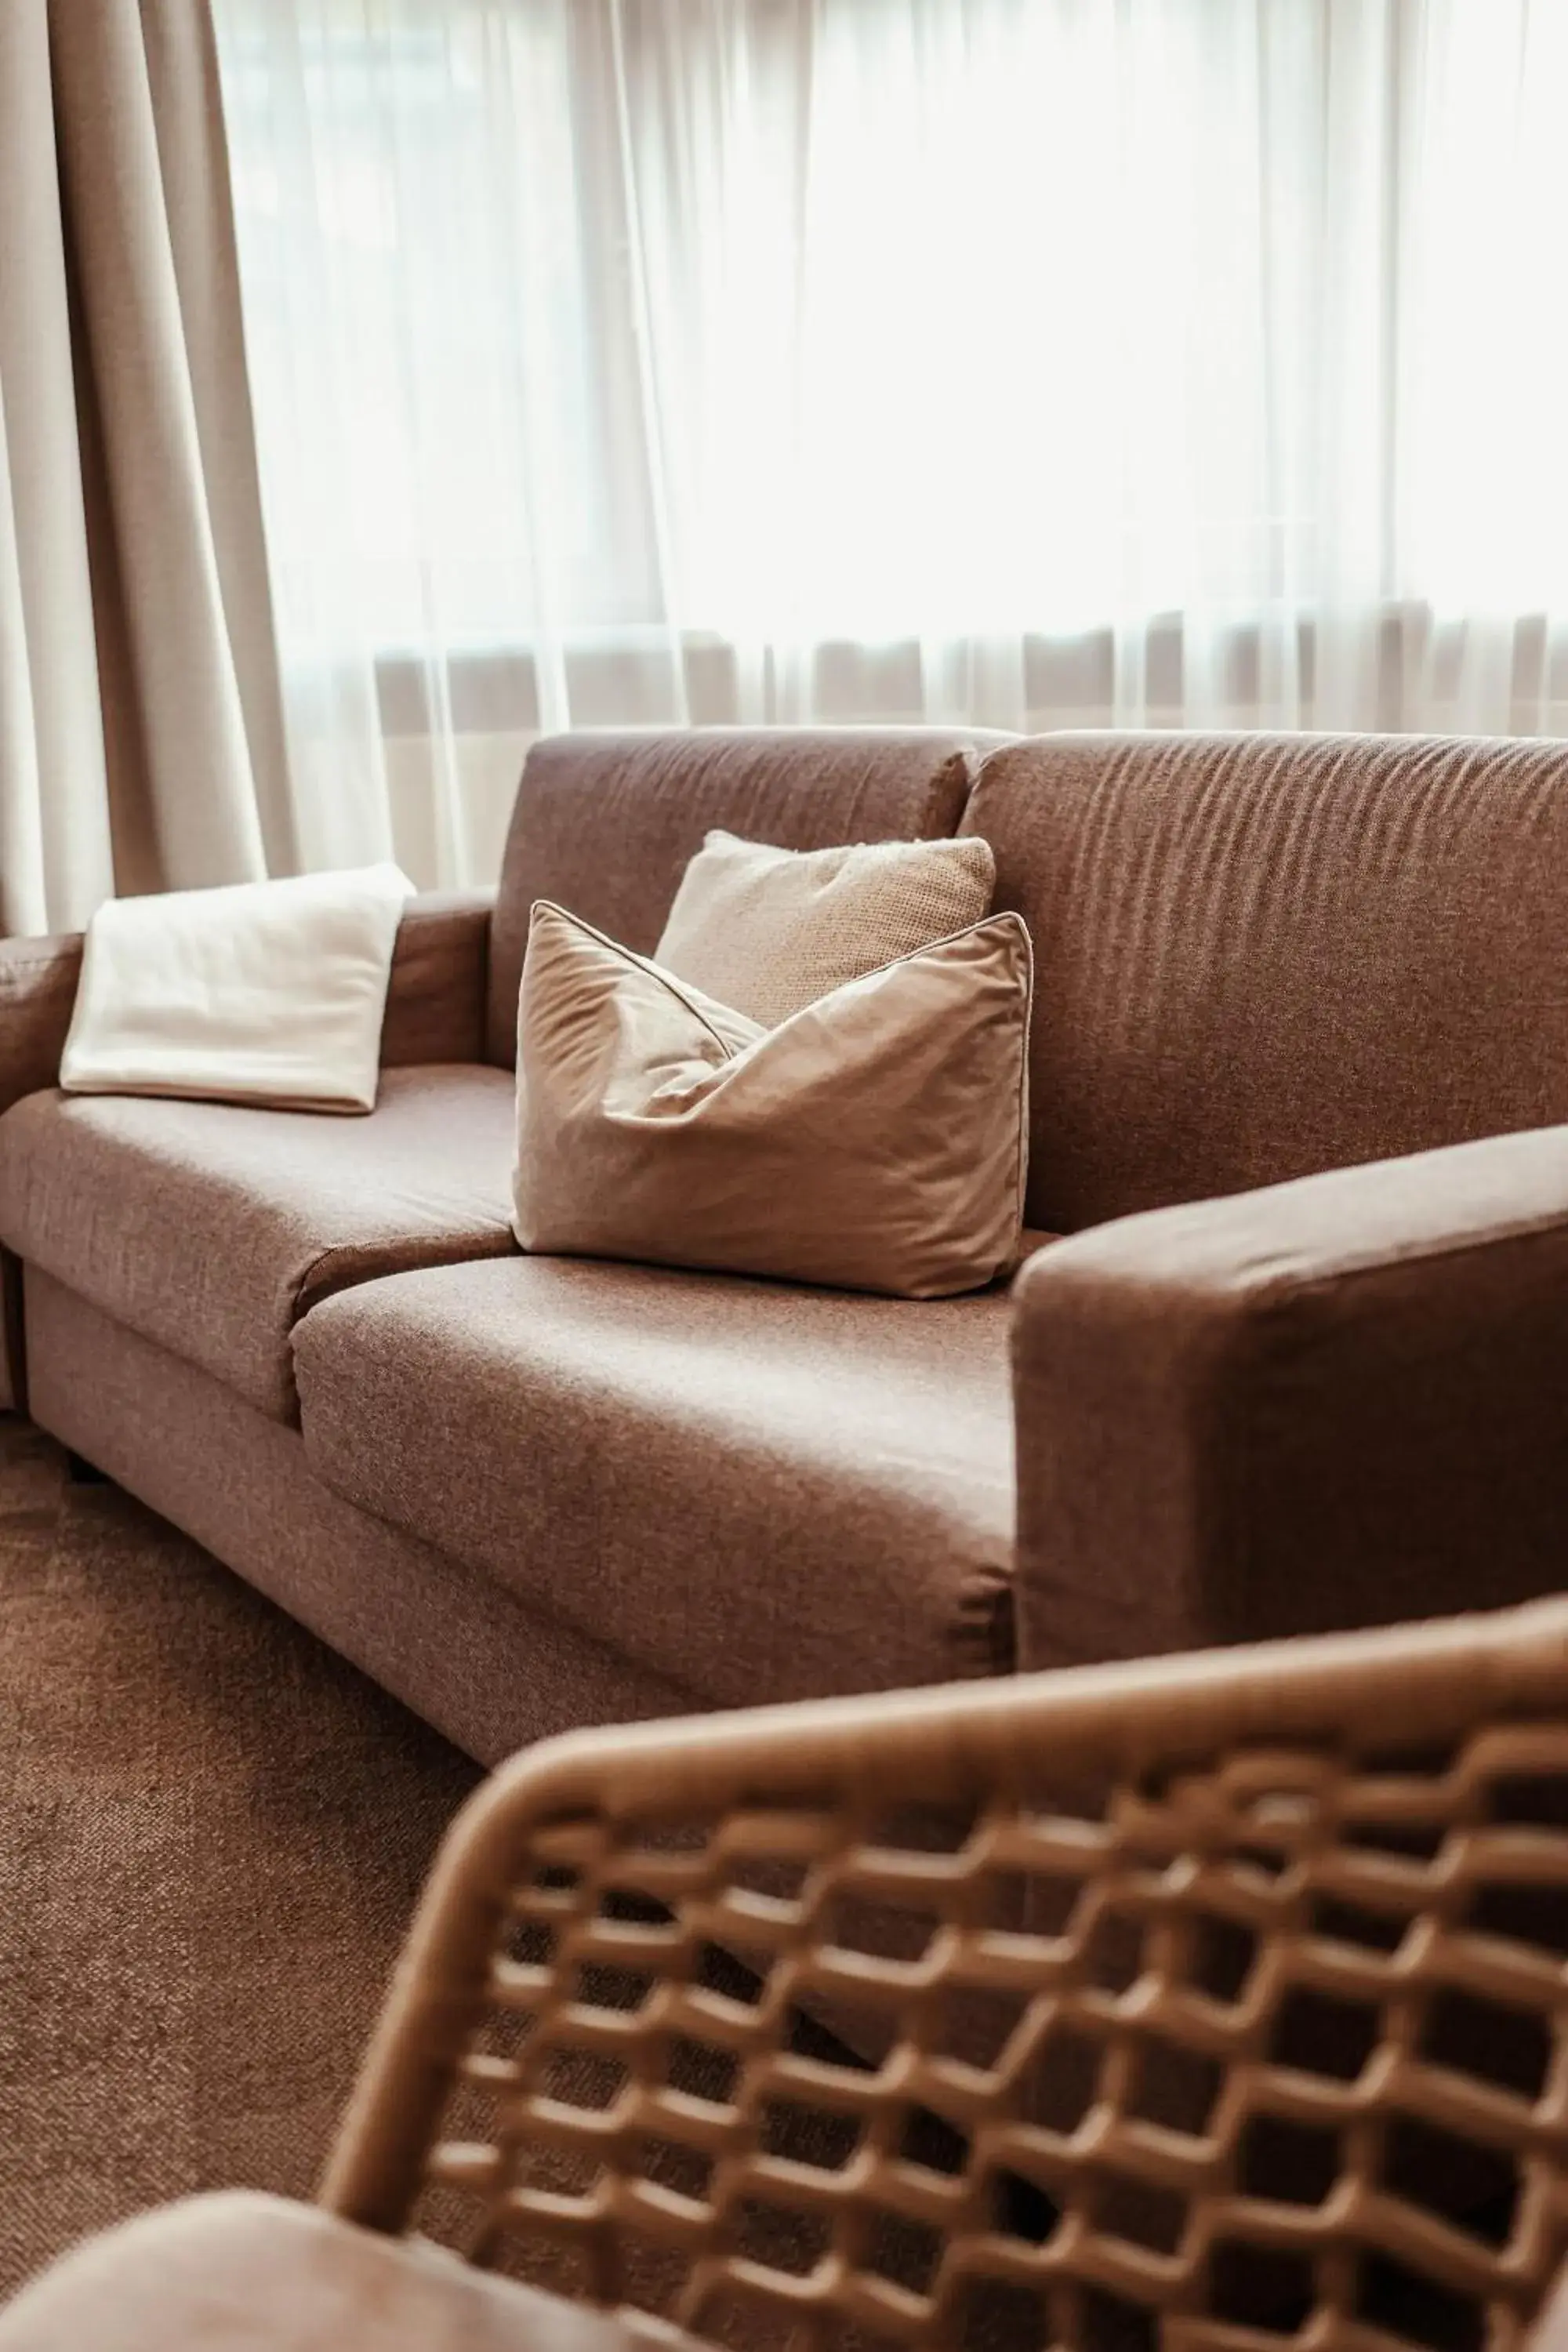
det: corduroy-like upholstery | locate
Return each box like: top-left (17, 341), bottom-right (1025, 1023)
top-left (377, 891), bottom-right (495, 1068)
top-left (486, 727), bottom-right (1006, 1064)
top-left (0, 934), bottom-right (82, 1126)
top-left (1010, 1120), bottom-right (1568, 1671)
top-left (964, 731), bottom-right (1568, 1231)
top-left (0, 1069), bottom-right (518, 1421)
top-left (2, 726), bottom-right (1566, 1777)
top-left (24, 1268), bottom-right (696, 1766)
top-left (293, 1254), bottom-right (1018, 1708)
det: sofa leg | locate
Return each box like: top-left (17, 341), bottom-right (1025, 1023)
top-left (65, 1449), bottom-right (108, 1486)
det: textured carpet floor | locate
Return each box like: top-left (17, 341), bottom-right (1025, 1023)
top-left (0, 1417), bottom-right (482, 2297)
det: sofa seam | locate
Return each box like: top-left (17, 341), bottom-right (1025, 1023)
top-left (291, 1232), bottom-right (514, 1328)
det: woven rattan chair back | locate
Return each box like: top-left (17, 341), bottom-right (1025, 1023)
top-left (322, 1599), bottom-right (1568, 2352)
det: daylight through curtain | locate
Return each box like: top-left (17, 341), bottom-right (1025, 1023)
top-left (213, 0), bottom-right (1568, 887)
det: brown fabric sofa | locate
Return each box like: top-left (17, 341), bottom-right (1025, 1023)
top-left (0, 724), bottom-right (1565, 1767)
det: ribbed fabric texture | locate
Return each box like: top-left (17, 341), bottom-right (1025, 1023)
top-left (0, 1068), bottom-right (518, 1420)
top-left (964, 731), bottom-right (1568, 1232)
top-left (294, 1253), bottom-right (1018, 1712)
top-left (654, 830), bottom-right (996, 1026)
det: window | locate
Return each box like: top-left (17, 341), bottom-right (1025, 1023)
top-left (214, 0), bottom-right (1568, 880)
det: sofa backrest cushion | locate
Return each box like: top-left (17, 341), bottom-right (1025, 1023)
top-left (486, 728), bottom-right (1004, 1065)
top-left (963, 731), bottom-right (1568, 1232)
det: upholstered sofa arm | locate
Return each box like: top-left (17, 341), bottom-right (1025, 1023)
top-left (378, 889), bottom-right (495, 1067)
top-left (0, 934), bottom-right (83, 1122)
top-left (0, 891), bottom-right (496, 1115)
top-left (1010, 1121), bottom-right (1568, 1672)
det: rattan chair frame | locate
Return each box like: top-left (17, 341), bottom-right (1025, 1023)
top-left (321, 1597), bottom-right (1568, 2352)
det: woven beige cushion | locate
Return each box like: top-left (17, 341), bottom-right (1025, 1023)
top-left (652, 830), bottom-right (996, 1026)
top-left (513, 901), bottom-right (1031, 1298)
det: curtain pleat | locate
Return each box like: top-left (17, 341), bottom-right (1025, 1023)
top-left (0, 0), bottom-right (114, 935)
top-left (0, 0), bottom-right (295, 935)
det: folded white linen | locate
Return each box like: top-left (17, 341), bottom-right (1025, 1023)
top-left (60, 864), bottom-right (414, 1114)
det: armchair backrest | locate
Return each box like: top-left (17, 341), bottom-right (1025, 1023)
top-left (964, 732), bottom-right (1568, 1232)
top-left (321, 1596), bottom-right (1568, 2352)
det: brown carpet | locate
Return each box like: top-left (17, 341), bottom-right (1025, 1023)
top-left (0, 1417), bottom-right (482, 2298)
top-left (0, 1422), bottom-right (1093, 2347)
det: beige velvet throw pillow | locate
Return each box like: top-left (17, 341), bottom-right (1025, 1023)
top-left (653, 830), bottom-right (996, 1025)
top-left (514, 901), bottom-right (1031, 1298)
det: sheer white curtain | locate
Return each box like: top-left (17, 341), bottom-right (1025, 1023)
top-left (212, 0), bottom-right (1568, 888)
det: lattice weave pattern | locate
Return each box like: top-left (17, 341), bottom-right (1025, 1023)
top-left (395, 1718), bottom-right (1568, 2352)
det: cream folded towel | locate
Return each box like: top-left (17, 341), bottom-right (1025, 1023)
top-left (60, 864), bottom-right (414, 1114)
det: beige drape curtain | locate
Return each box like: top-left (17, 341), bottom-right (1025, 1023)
top-left (0, 0), bottom-right (294, 938)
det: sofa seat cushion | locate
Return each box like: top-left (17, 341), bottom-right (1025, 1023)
top-left (293, 1254), bottom-right (1018, 1709)
top-left (0, 1066), bottom-right (517, 1421)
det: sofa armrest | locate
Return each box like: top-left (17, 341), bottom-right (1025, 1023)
top-left (1011, 1123), bottom-right (1568, 1673)
top-left (379, 889), bottom-right (495, 1068)
top-left (0, 935), bottom-right (83, 1411)
top-left (0, 890), bottom-right (496, 1109)
top-left (0, 933), bottom-right (83, 1120)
